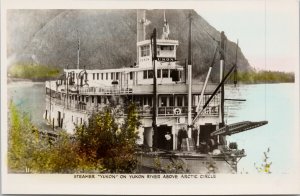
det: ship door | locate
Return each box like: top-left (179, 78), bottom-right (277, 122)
top-left (153, 125), bottom-right (173, 150)
top-left (199, 123), bottom-right (216, 143)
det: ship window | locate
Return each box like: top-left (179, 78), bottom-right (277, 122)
top-left (143, 70), bottom-right (147, 79)
top-left (157, 69), bottom-right (161, 78)
top-left (106, 73), bottom-right (108, 80)
top-left (161, 45), bottom-right (174, 50)
top-left (148, 70), bottom-right (153, 79)
top-left (97, 73), bottom-right (99, 80)
top-left (111, 73), bottom-right (114, 80)
top-left (93, 73), bottom-right (95, 80)
top-left (169, 96), bottom-right (174, 106)
top-left (184, 95), bottom-right (188, 106)
top-left (141, 45), bottom-right (150, 57)
top-left (130, 72), bottom-right (133, 80)
top-left (97, 96), bottom-right (101, 104)
top-left (92, 96), bottom-right (94, 103)
top-left (86, 97), bottom-right (89, 103)
top-left (148, 97), bottom-right (152, 106)
top-left (162, 69), bottom-right (168, 78)
top-left (161, 96), bottom-right (167, 106)
top-left (116, 72), bottom-right (119, 80)
top-left (177, 96), bottom-right (183, 106)
top-left (101, 73), bottom-right (103, 80)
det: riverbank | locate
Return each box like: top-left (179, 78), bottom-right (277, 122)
top-left (8, 64), bottom-right (61, 82)
top-left (7, 77), bottom-right (51, 83)
top-left (230, 70), bottom-right (295, 84)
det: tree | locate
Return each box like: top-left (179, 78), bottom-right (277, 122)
top-left (75, 103), bottom-right (141, 173)
top-left (8, 101), bottom-right (42, 172)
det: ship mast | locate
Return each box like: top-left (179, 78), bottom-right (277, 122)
top-left (220, 31), bottom-right (227, 127)
top-left (151, 28), bottom-right (158, 149)
top-left (187, 12), bottom-right (193, 146)
top-left (77, 30), bottom-right (80, 70)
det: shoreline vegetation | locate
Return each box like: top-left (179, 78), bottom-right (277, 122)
top-left (8, 64), bottom-right (61, 82)
top-left (8, 64), bottom-right (294, 84)
top-left (230, 70), bottom-right (295, 84)
top-left (8, 101), bottom-right (141, 173)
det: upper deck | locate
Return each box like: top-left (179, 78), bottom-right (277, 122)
top-left (46, 79), bottom-right (218, 96)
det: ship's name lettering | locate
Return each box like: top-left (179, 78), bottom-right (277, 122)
top-left (157, 57), bottom-right (175, 62)
top-left (97, 174), bottom-right (117, 179)
top-left (129, 174), bottom-right (144, 179)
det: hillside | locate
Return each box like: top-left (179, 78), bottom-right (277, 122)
top-left (7, 9), bottom-right (252, 82)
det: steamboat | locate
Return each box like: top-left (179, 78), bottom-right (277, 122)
top-left (44, 10), bottom-right (267, 173)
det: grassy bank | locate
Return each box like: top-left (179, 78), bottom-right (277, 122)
top-left (8, 64), bottom-right (61, 81)
top-left (230, 70), bottom-right (295, 84)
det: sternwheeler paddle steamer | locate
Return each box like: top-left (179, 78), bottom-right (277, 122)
top-left (44, 10), bottom-right (267, 173)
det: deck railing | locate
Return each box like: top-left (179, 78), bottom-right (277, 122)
top-left (79, 86), bottom-right (133, 95)
top-left (46, 95), bottom-right (219, 117)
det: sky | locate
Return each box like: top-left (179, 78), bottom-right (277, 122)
top-left (196, 0), bottom-right (299, 72)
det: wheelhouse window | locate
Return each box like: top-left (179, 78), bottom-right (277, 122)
top-left (106, 73), bottom-right (108, 80)
top-left (143, 70), bottom-right (147, 79)
top-left (157, 69), bottom-right (161, 78)
top-left (116, 72), bottom-right (119, 80)
top-left (148, 70), bottom-right (153, 79)
top-left (93, 73), bottom-right (95, 80)
top-left (97, 73), bottom-right (99, 80)
top-left (111, 73), bottom-right (114, 80)
top-left (101, 73), bottom-right (103, 80)
top-left (141, 45), bottom-right (150, 57)
top-left (162, 69), bottom-right (168, 78)
top-left (160, 45), bottom-right (174, 50)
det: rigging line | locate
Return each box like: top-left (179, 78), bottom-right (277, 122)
top-left (264, 0), bottom-right (267, 121)
top-left (192, 19), bottom-right (219, 43)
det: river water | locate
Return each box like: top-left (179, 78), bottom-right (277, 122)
top-left (7, 82), bottom-right (298, 174)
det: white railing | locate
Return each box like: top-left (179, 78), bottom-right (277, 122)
top-left (79, 86), bottom-right (133, 95)
top-left (46, 95), bottom-right (219, 117)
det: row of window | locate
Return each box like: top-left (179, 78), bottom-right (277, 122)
top-left (90, 72), bottom-right (135, 81)
top-left (129, 95), bottom-right (188, 107)
top-left (90, 69), bottom-right (179, 81)
top-left (140, 45), bottom-right (175, 57)
top-left (143, 69), bottom-right (180, 79)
